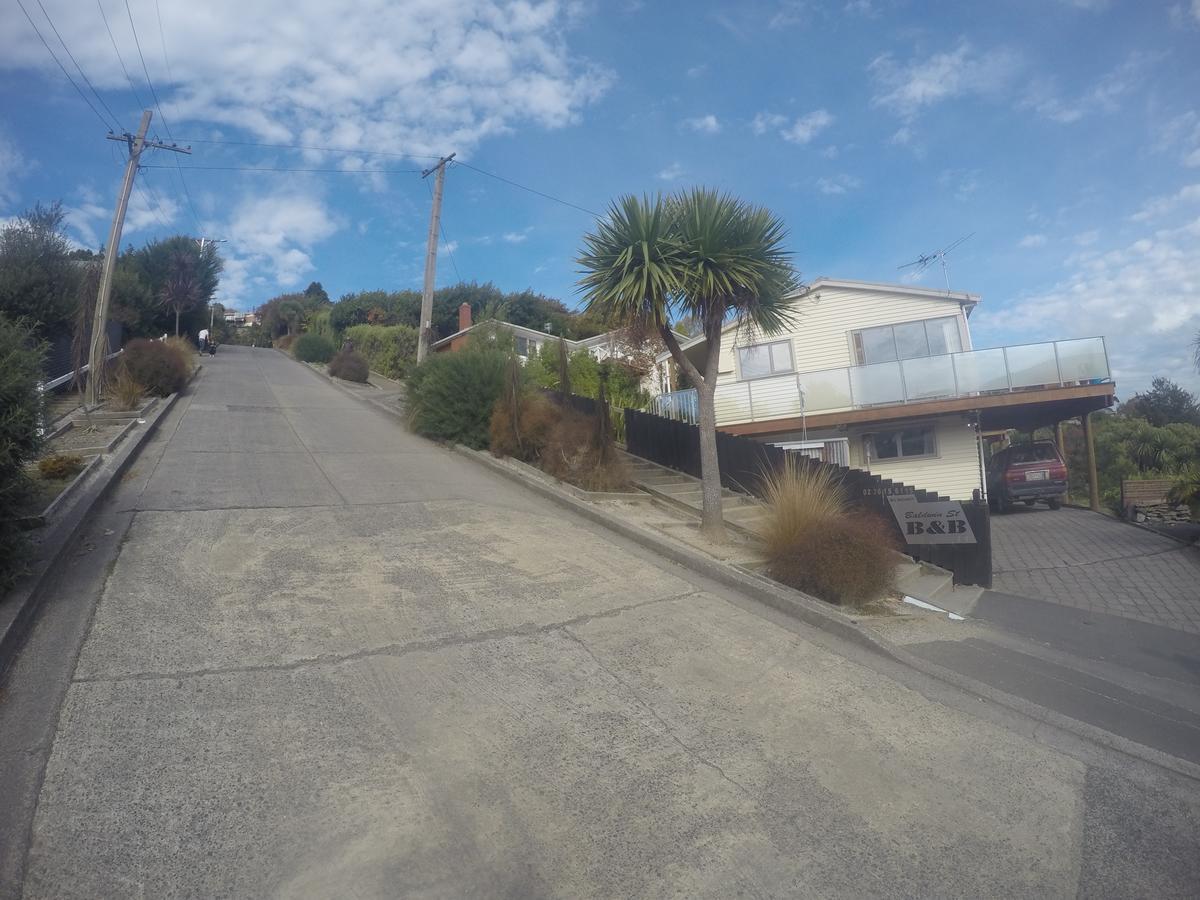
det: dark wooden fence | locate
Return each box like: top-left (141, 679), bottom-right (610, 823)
top-left (42, 321), bottom-right (124, 387)
top-left (624, 408), bottom-right (991, 587)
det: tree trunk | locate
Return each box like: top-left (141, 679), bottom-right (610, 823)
top-left (174, 307), bottom-right (180, 336)
top-left (696, 379), bottom-right (725, 540)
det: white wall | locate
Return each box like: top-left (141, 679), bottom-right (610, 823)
top-left (845, 415), bottom-right (983, 500)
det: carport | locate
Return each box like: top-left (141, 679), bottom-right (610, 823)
top-left (977, 382), bottom-right (1116, 511)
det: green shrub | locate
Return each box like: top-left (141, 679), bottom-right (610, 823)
top-left (37, 453), bottom-right (85, 480)
top-left (328, 350), bottom-right (369, 382)
top-left (343, 324), bottom-right (419, 379)
top-left (292, 333), bottom-right (335, 363)
top-left (122, 338), bottom-right (190, 396)
top-left (0, 314), bottom-right (46, 591)
top-left (406, 344), bottom-right (509, 449)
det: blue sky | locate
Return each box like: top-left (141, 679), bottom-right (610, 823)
top-left (2, 0), bottom-right (1198, 394)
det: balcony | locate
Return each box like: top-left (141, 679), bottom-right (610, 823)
top-left (655, 337), bottom-right (1111, 427)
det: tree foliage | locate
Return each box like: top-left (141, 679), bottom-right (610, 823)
top-left (0, 202), bottom-right (83, 338)
top-left (110, 235), bottom-right (223, 339)
top-left (1119, 377), bottom-right (1200, 427)
top-left (578, 188), bottom-right (799, 538)
top-left (0, 314), bottom-right (46, 590)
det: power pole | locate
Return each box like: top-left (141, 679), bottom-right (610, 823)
top-left (85, 110), bottom-right (191, 406)
top-left (416, 152), bottom-right (456, 363)
top-left (195, 237), bottom-right (227, 331)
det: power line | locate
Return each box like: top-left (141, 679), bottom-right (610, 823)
top-left (14, 0), bottom-right (115, 131)
top-left (33, 0), bottom-right (124, 131)
top-left (97, 0), bottom-right (148, 111)
top-left (453, 160), bottom-right (600, 217)
top-left (122, 0), bottom-right (202, 233)
top-left (173, 137), bottom-right (443, 160)
top-left (137, 167), bottom-right (176, 228)
top-left (133, 177), bottom-right (172, 229)
top-left (153, 0), bottom-right (173, 83)
top-left (427, 177), bottom-right (462, 284)
top-left (140, 164), bottom-right (423, 174)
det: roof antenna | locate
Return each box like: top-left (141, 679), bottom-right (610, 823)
top-left (898, 233), bottom-right (974, 292)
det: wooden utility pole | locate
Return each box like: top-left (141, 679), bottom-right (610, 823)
top-left (416, 153), bottom-right (456, 363)
top-left (85, 110), bottom-right (191, 406)
top-left (1082, 412), bottom-right (1101, 512)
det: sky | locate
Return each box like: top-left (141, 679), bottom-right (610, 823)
top-left (1, 0), bottom-right (1198, 395)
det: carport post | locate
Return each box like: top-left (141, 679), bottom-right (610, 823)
top-left (1082, 413), bottom-right (1100, 511)
top-left (1055, 421), bottom-right (1065, 460)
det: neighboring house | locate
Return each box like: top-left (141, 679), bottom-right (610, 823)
top-left (432, 303), bottom-right (667, 394)
top-left (652, 278), bottom-right (1115, 503)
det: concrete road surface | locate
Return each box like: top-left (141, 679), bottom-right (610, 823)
top-left (2, 346), bottom-right (1198, 898)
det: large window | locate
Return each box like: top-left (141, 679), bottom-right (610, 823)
top-left (852, 316), bottom-right (963, 366)
top-left (737, 340), bottom-right (794, 380)
top-left (866, 425), bottom-right (937, 461)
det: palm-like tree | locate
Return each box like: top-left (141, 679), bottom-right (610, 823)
top-left (579, 189), bottom-right (798, 540)
top-left (159, 249), bottom-right (202, 337)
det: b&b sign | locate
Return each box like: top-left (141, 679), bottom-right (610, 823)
top-left (887, 494), bottom-right (977, 545)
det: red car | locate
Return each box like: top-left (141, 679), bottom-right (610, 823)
top-left (986, 441), bottom-right (1068, 512)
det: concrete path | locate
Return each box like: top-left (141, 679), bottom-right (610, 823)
top-left (3, 347), bottom-right (1199, 898)
top-left (991, 505), bottom-right (1200, 633)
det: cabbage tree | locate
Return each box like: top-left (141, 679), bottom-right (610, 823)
top-left (579, 189), bottom-right (798, 540)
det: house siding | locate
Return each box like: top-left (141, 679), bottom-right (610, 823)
top-left (716, 285), bottom-right (972, 388)
top-left (845, 415), bottom-right (983, 500)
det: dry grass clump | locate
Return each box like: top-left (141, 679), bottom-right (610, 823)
top-left (760, 456), bottom-right (897, 607)
top-left (37, 453), bottom-right (86, 481)
top-left (328, 349), bottom-right (370, 382)
top-left (107, 362), bottom-right (145, 411)
top-left (539, 407), bottom-right (631, 492)
top-left (489, 389), bottom-right (559, 461)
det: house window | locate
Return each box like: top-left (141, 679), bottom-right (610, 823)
top-left (866, 425), bottom-right (937, 461)
top-left (852, 316), bottom-right (963, 366)
top-left (737, 340), bottom-right (794, 380)
top-left (516, 336), bottom-right (533, 357)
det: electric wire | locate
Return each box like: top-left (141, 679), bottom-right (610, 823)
top-left (133, 177), bottom-right (172, 229)
top-left (14, 0), bottom-right (116, 131)
top-left (174, 137), bottom-right (443, 160)
top-left (153, 0), bottom-right (173, 83)
top-left (122, 0), bottom-right (203, 234)
top-left (452, 160), bottom-right (601, 217)
top-left (426, 176), bottom-right (462, 284)
top-left (138, 167), bottom-right (177, 228)
top-left (33, 0), bottom-right (124, 131)
top-left (140, 164), bottom-right (423, 174)
top-left (97, 0), bottom-right (148, 112)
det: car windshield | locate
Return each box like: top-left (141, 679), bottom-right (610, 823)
top-left (1009, 444), bottom-right (1059, 463)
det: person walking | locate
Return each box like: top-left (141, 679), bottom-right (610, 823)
top-left (198, 327), bottom-right (209, 354)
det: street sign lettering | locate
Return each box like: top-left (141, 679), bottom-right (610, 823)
top-left (887, 494), bottom-right (977, 545)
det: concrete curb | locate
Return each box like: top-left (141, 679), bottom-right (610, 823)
top-left (0, 378), bottom-right (190, 680)
top-left (452, 442), bottom-right (1200, 781)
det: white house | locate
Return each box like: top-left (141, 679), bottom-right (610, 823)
top-left (653, 278), bottom-right (1115, 502)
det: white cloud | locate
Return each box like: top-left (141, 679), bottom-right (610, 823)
top-left (502, 228), bottom-right (532, 243)
top-left (1021, 53), bottom-right (1155, 124)
top-left (870, 39), bottom-right (1021, 120)
top-left (1074, 229), bottom-right (1100, 246)
top-left (781, 109), bottom-right (833, 144)
top-left (684, 114), bottom-right (721, 135)
top-left (844, 0), bottom-right (880, 16)
top-left (1018, 234), bottom-right (1047, 248)
top-left (1057, 0), bottom-right (1109, 9)
top-left (656, 162), bottom-right (684, 181)
top-left (820, 145), bottom-right (838, 159)
top-left (685, 64), bottom-right (707, 78)
top-left (938, 168), bottom-right (980, 201)
top-left (815, 174), bottom-right (861, 195)
top-left (1168, 1), bottom-right (1200, 26)
top-left (1131, 184), bottom-right (1200, 221)
top-left (751, 111), bottom-right (788, 135)
top-left (217, 190), bottom-right (340, 300)
top-left (975, 217), bottom-right (1200, 394)
top-left (768, 1), bottom-right (809, 29)
top-left (0, 134), bottom-right (29, 206)
top-left (1158, 111), bottom-right (1200, 168)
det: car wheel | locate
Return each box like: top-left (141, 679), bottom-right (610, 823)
top-left (1048, 497), bottom-right (1062, 510)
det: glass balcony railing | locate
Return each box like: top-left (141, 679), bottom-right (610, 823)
top-left (689, 336), bottom-right (1112, 425)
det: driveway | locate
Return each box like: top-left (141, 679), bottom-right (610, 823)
top-left (3, 347), bottom-right (1198, 897)
top-left (991, 505), bottom-right (1200, 634)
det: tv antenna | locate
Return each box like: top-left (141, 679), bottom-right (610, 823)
top-left (898, 233), bottom-right (974, 291)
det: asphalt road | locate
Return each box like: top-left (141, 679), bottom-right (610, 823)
top-left (2, 346), bottom-right (1198, 898)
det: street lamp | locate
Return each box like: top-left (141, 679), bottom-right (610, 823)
top-left (195, 238), bottom-right (228, 330)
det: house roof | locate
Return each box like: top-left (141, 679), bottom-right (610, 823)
top-left (429, 319), bottom-right (570, 350)
top-left (653, 277), bottom-right (982, 363)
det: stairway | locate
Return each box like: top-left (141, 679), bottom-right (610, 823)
top-left (620, 449), bottom-right (974, 611)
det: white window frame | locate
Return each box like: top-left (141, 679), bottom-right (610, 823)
top-left (850, 316), bottom-right (964, 366)
top-left (736, 340), bottom-right (794, 381)
top-left (864, 423), bottom-right (939, 462)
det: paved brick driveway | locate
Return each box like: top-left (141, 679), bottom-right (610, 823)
top-left (991, 506), bottom-right (1200, 633)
